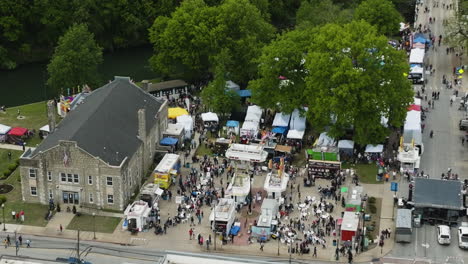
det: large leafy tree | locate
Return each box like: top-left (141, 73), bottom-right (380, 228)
top-left (47, 24), bottom-right (103, 94)
top-left (296, 0), bottom-right (353, 29)
top-left (149, 0), bottom-right (274, 84)
top-left (445, 0), bottom-right (468, 50)
top-left (304, 20), bottom-right (413, 144)
top-left (249, 28), bottom-right (314, 113)
top-left (354, 0), bottom-right (402, 36)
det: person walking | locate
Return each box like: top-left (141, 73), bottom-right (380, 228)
top-left (260, 241), bottom-right (264, 251)
top-left (313, 246), bottom-right (317, 257)
top-left (348, 250), bottom-right (353, 263)
top-left (189, 228), bottom-right (193, 240)
top-left (18, 235), bottom-right (22, 246)
top-left (26, 239), bottom-right (31, 248)
top-left (59, 224), bottom-right (63, 232)
top-left (7, 234), bottom-right (10, 246)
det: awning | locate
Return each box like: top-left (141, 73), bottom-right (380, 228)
top-left (407, 104), bottom-right (421, 111)
top-left (338, 140), bottom-right (354, 149)
top-left (226, 120), bottom-right (239, 127)
top-left (275, 145), bottom-right (292, 153)
top-left (287, 129), bottom-right (305, 139)
top-left (237, 89), bottom-right (252, 97)
top-left (160, 137), bottom-right (178, 146)
top-left (39, 124), bottom-right (50, 133)
top-left (8, 127), bottom-right (28, 136)
top-left (201, 112), bottom-right (219, 122)
top-left (0, 124), bottom-right (11, 135)
top-left (365, 144), bottom-right (384, 153)
top-left (272, 112), bottom-right (291, 127)
top-left (272, 126), bottom-right (287, 134)
top-left (168, 107), bottom-right (189, 119)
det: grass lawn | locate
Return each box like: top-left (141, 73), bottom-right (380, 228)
top-left (0, 101), bottom-right (50, 148)
top-left (0, 149), bottom-right (22, 176)
top-left (342, 163), bottom-right (382, 184)
top-left (0, 170), bottom-right (50, 226)
top-left (67, 214), bottom-right (121, 233)
top-left (195, 143), bottom-right (213, 157)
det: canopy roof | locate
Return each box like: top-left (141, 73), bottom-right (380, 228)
top-left (160, 137), bottom-right (178, 146)
top-left (272, 112), bottom-right (291, 127)
top-left (225, 143), bottom-right (268, 162)
top-left (290, 109), bottom-right (306, 131)
top-left (39, 124), bottom-right (50, 133)
top-left (0, 124), bottom-right (11, 135)
top-left (176, 114), bottom-right (193, 130)
top-left (410, 65), bottom-right (424, 74)
top-left (341, 211), bottom-right (359, 231)
top-left (226, 120), bottom-right (239, 127)
top-left (8, 127), bottom-right (28, 136)
top-left (272, 126), bottom-right (287, 134)
top-left (226, 80), bottom-right (240, 91)
top-left (245, 105), bottom-right (262, 122)
top-left (315, 132), bottom-right (336, 147)
top-left (404, 110), bottom-right (421, 131)
top-left (365, 144), bottom-right (383, 153)
top-left (165, 123), bottom-right (184, 136)
top-left (413, 178), bottom-right (463, 210)
top-left (237, 90), bottom-right (252, 97)
top-left (287, 130), bottom-right (305, 139)
top-left (168, 107), bottom-right (189, 119)
top-left (407, 105), bottom-right (421, 111)
top-left (201, 112), bottom-right (219, 122)
top-left (338, 140), bottom-right (354, 149)
top-left (409, 48), bottom-right (425, 64)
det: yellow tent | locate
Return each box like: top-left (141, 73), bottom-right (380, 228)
top-left (168, 107), bottom-right (189, 119)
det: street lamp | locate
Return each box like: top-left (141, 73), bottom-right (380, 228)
top-left (92, 212), bottom-right (96, 240)
top-left (2, 203), bottom-right (6, 231)
top-left (248, 173), bottom-right (253, 215)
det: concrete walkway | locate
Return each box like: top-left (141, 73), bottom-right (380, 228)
top-left (0, 143), bottom-right (28, 152)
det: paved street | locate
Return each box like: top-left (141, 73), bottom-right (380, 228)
top-left (390, 0), bottom-right (468, 262)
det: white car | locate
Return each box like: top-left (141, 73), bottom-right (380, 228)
top-left (458, 222), bottom-right (468, 249)
top-left (437, 225), bottom-right (451, 245)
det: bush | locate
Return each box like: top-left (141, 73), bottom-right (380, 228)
top-left (3, 169), bottom-right (11, 177)
top-left (7, 163), bottom-right (17, 171)
top-left (0, 196), bottom-right (7, 205)
top-left (15, 159), bottom-right (19, 166)
top-left (368, 204), bottom-right (377, 214)
top-left (368, 197), bottom-right (376, 204)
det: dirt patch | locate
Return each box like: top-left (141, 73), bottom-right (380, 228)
top-left (0, 184), bottom-right (13, 194)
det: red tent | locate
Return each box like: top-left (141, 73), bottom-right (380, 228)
top-left (8, 127), bottom-right (28, 136)
top-left (407, 104), bottom-right (421, 111)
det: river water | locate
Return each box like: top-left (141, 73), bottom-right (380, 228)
top-left (0, 46), bottom-right (156, 107)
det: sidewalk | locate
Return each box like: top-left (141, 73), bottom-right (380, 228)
top-left (0, 143), bottom-right (29, 152)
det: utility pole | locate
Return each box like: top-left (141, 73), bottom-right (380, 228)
top-left (77, 230), bottom-right (80, 264)
top-left (14, 231), bottom-right (18, 256)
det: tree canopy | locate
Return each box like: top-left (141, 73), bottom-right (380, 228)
top-left (47, 24), bottom-right (103, 94)
top-left (250, 20), bottom-right (413, 144)
top-left (445, 0), bottom-right (468, 49)
top-left (354, 0), bottom-right (402, 36)
top-left (149, 0), bottom-right (275, 84)
top-left (296, 0), bottom-right (353, 29)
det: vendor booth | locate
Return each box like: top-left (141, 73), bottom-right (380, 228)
top-left (272, 112), bottom-right (291, 136)
top-left (341, 211), bottom-right (360, 242)
top-left (287, 109), bottom-right (307, 140)
top-left (226, 169), bottom-right (251, 205)
top-left (163, 123), bottom-right (185, 147)
top-left (241, 105), bottom-right (262, 139)
top-left (176, 115), bottom-right (193, 139)
top-left (338, 140), bottom-right (354, 159)
top-left (0, 124), bottom-right (11, 143)
top-left (365, 144), bottom-right (384, 153)
top-left (226, 80), bottom-right (240, 91)
top-left (39, 124), bottom-right (50, 139)
top-left (210, 198), bottom-right (237, 234)
top-left (252, 199), bottom-right (279, 241)
top-left (345, 186), bottom-right (364, 211)
top-left (225, 144), bottom-right (268, 163)
top-left (123, 200), bottom-right (156, 233)
top-left (226, 120), bottom-right (240, 135)
top-left (7, 127), bottom-right (29, 144)
top-left (201, 112), bottom-right (219, 131)
top-left (168, 107), bottom-right (189, 119)
top-left (264, 157), bottom-right (289, 199)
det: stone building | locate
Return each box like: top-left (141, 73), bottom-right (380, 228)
top-left (20, 76), bottom-right (168, 211)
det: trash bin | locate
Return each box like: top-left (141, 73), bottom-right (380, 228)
top-left (186, 162), bottom-right (190, 168)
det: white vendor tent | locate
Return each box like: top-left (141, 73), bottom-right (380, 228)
top-left (0, 124), bottom-right (11, 135)
top-left (409, 48), bottom-right (425, 64)
top-left (365, 144), bottom-right (384, 153)
top-left (176, 115), bottom-right (194, 139)
top-left (414, 97), bottom-right (422, 106)
top-left (404, 111), bottom-right (421, 131)
top-left (272, 112), bottom-right (291, 127)
top-left (245, 105), bottom-right (263, 122)
top-left (286, 130), bottom-right (305, 139)
top-left (338, 140), bottom-right (354, 150)
top-left (287, 108), bottom-right (307, 139)
top-left (226, 80), bottom-right (240, 91)
top-left (201, 112), bottom-right (219, 122)
top-left (315, 132), bottom-right (336, 147)
top-left (39, 124), bottom-right (50, 133)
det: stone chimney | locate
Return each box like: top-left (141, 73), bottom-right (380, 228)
top-left (141, 80), bottom-right (150, 92)
top-left (47, 100), bottom-right (56, 133)
top-left (138, 109), bottom-right (146, 142)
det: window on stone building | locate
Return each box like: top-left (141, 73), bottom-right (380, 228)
top-left (61, 173), bottom-right (66, 182)
top-left (48, 189), bottom-right (53, 199)
top-left (47, 171), bottom-right (52, 181)
top-left (73, 174), bottom-right (79, 183)
top-left (88, 176), bottom-right (93, 185)
top-left (67, 174), bottom-right (73, 183)
top-left (106, 177), bottom-right (113, 186)
top-left (30, 187), bottom-right (37, 196)
top-left (89, 193), bottom-right (94, 203)
top-left (29, 169), bottom-right (36, 178)
top-left (107, 194), bottom-right (114, 204)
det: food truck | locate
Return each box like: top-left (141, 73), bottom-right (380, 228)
top-left (153, 153), bottom-right (181, 189)
top-left (345, 186), bottom-right (364, 212)
top-left (209, 198), bottom-right (237, 235)
top-left (251, 199), bottom-right (280, 242)
top-left (226, 166), bottom-right (252, 205)
top-left (341, 211), bottom-right (360, 242)
top-left (395, 209), bottom-right (413, 243)
top-left (264, 158), bottom-right (289, 200)
top-left (123, 200), bottom-right (155, 233)
top-left (225, 143), bottom-right (268, 163)
top-left (139, 183), bottom-right (164, 208)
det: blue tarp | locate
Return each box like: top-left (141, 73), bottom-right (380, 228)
top-left (272, 126), bottom-right (288, 134)
top-left (226, 120), bottom-right (240, 127)
top-left (414, 37), bottom-right (428, 44)
top-left (230, 225), bottom-right (241, 236)
top-left (237, 89), bottom-right (252, 97)
top-left (160, 137), bottom-right (178, 146)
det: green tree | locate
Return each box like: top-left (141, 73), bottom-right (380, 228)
top-left (296, 0), bottom-right (353, 28)
top-left (354, 0), bottom-right (402, 36)
top-left (249, 28), bottom-right (314, 113)
top-left (47, 24), bottom-right (103, 94)
top-left (445, 2), bottom-right (468, 50)
top-left (304, 20), bottom-right (413, 144)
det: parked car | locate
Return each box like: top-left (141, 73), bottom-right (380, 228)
top-left (458, 222), bottom-right (468, 249)
top-left (437, 225), bottom-right (451, 245)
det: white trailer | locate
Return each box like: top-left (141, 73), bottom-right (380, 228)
top-left (209, 198), bottom-right (237, 235)
top-left (124, 200), bottom-right (154, 232)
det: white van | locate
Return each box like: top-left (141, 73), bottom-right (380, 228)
top-left (437, 225), bottom-right (451, 245)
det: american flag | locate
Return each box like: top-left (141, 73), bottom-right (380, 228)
top-left (63, 151), bottom-right (69, 167)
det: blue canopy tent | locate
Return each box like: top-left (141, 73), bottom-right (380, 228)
top-left (226, 120), bottom-right (240, 135)
top-left (226, 120), bottom-right (239, 127)
top-left (237, 89), bottom-right (252, 97)
top-left (272, 126), bottom-right (288, 134)
top-left (160, 137), bottom-right (178, 146)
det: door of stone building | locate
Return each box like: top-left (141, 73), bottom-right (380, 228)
top-left (62, 191), bottom-right (79, 204)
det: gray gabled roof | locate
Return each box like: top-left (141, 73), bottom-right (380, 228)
top-left (148, 80), bottom-right (188, 93)
top-left (31, 77), bottom-right (165, 166)
top-left (413, 178), bottom-right (464, 210)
